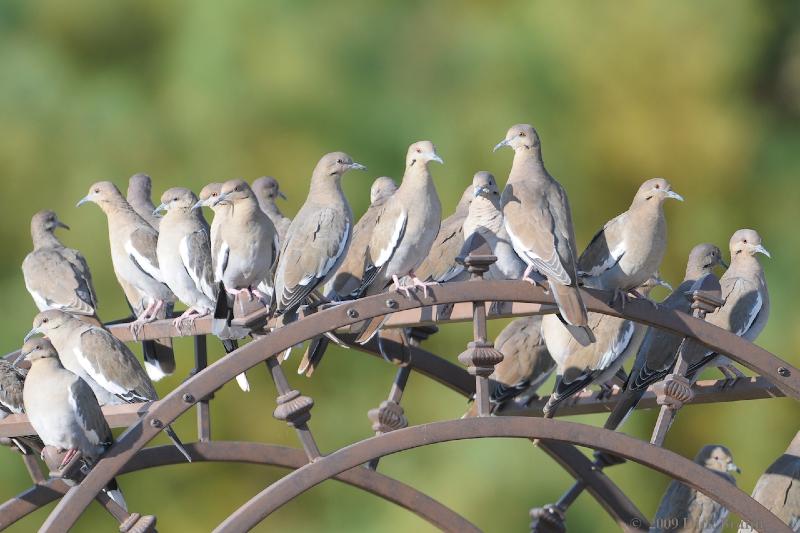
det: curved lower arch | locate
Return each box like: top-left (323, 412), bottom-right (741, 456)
top-left (0, 442), bottom-right (478, 532)
top-left (43, 281), bottom-right (800, 531)
top-left (214, 418), bottom-right (790, 533)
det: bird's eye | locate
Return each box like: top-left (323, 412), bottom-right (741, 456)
top-left (173, 197), bottom-right (178, 202)
top-left (654, 184), bottom-right (661, 189)
top-left (519, 132), bottom-right (526, 137)
top-left (743, 239), bottom-right (747, 243)
top-left (94, 188), bottom-right (100, 193)
top-left (235, 186), bottom-right (241, 192)
top-left (42, 318), bottom-right (48, 324)
top-left (336, 159), bottom-right (343, 164)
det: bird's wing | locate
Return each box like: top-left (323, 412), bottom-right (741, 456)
top-left (276, 207), bottom-right (350, 314)
top-left (61, 248), bottom-right (99, 309)
top-left (0, 362), bottom-right (25, 414)
top-left (330, 205), bottom-right (382, 298)
top-left (577, 212), bottom-right (627, 277)
top-left (179, 229), bottom-right (216, 300)
top-left (711, 277), bottom-right (763, 336)
top-left (77, 328), bottom-right (156, 402)
top-left (22, 250), bottom-right (96, 316)
top-left (68, 377), bottom-right (113, 447)
top-left (126, 227), bottom-right (164, 283)
top-left (357, 202), bottom-right (407, 294)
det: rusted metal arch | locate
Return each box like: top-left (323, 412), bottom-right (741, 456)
top-left (0, 442), bottom-right (478, 532)
top-left (213, 417), bottom-right (791, 533)
top-left (41, 281), bottom-right (800, 531)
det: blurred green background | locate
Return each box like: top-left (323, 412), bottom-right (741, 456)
top-left (1, 0), bottom-right (799, 531)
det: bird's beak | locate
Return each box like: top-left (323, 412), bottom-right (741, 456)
top-left (349, 162), bottom-right (367, 171)
top-left (473, 186), bottom-right (490, 198)
top-left (76, 196), bottom-right (91, 207)
top-left (427, 153), bottom-right (444, 165)
top-left (56, 220), bottom-right (70, 230)
top-left (211, 192), bottom-right (230, 207)
top-left (191, 199), bottom-right (206, 210)
top-left (665, 190), bottom-right (684, 202)
top-left (152, 203), bottom-right (167, 216)
top-left (493, 138), bottom-right (511, 152)
top-left (727, 462), bottom-right (741, 474)
top-left (719, 257), bottom-right (729, 269)
top-left (754, 244), bottom-right (771, 258)
top-left (23, 327), bottom-right (40, 343)
top-left (13, 351), bottom-right (29, 367)
top-left (654, 276), bottom-right (673, 291)
top-left (278, 191), bottom-right (287, 200)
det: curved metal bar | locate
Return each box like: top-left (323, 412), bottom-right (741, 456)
top-left (42, 281), bottom-right (800, 531)
top-left (214, 418), bottom-right (790, 533)
top-left (0, 442), bottom-right (478, 532)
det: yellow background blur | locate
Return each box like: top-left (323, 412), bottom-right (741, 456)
top-left (1, 1), bottom-right (798, 531)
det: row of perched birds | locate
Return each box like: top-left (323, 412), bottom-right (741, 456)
top-left (0, 124), bottom-right (794, 530)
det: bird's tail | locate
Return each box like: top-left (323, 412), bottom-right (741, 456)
top-left (103, 477), bottom-right (127, 511)
top-left (163, 424), bottom-right (192, 462)
top-left (142, 339), bottom-right (176, 381)
top-left (221, 339), bottom-right (250, 392)
top-left (603, 388), bottom-right (646, 431)
top-left (355, 315), bottom-right (389, 345)
top-left (549, 280), bottom-right (593, 345)
top-left (298, 336), bottom-right (330, 376)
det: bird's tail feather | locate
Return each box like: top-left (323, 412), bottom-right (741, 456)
top-left (355, 315), bottom-right (389, 345)
top-left (142, 339), bottom-right (175, 381)
top-left (219, 339), bottom-right (249, 391)
top-left (603, 388), bottom-right (646, 431)
top-left (298, 336), bottom-right (330, 376)
top-left (163, 425), bottom-right (192, 462)
top-left (549, 280), bottom-right (589, 327)
top-left (103, 478), bottom-right (127, 511)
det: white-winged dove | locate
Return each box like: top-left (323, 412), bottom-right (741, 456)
top-left (578, 177), bottom-right (683, 300)
top-left (604, 244), bottom-right (726, 430)
top-left (414, 183), bottom-right (473, 283)
top-left (464, 315), bottom-right (555, 417)
top-left (127, 173), bottom-right (161, 230)
top-left (0, 359), bottom-right (25, 418)
top-left (738, 431), bottom-right (800, 532)
top-left (272, 152), bottom-right (366, 318)
top-left (77, 181), bottom-right (176, 380)
top-left (461, 171), bottom-right (526, 280)
top-left (494, 125), bottom-right (593, 345)
top-left (20, 337), bottom-right (127, 508)
top-left (22, 210), bottom-right (100, 323)
top-left (25, 310), bottom-right (191, 461)
top-left (252, 176), bottom-right (292, 245)
top-left (326, 176), bottom-right (398, 300)
top-left (541, 275), bottom-right (669, 418)
top-left (652, 445), bottom-right (739, 533)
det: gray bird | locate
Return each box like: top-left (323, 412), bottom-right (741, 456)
top-left (652, 444), bottom-right (739, 533)
top-left (272, 152), bottom-right (366, 318)
top-left (0, 359), bottom-right (25, 418)
top-left (494, 124), bottom-right (592, 345)
top-left (77, 181), bottom-right (176, 380)
top-left (414, 183), bottom-right (473, 283)
top-left (542, 275), bottom-right (668, 417)
top-left (20, 337), bottom-right (127, 509)
top-left (461, 171), bottom-right (526, 281)
top-left (207, 179), bottom-right (278, 303)
top-left (326, 176), bottom-right (398, 300)
top-left (252, 176), bottom-right (292, 245)
top-left (604, 244), bottom-right (726, 431)
top-left (24, 310), bottom-right (191, 461)
top-left (22, 210), bottom-right (99, 322)
top-left (464, 315), bottom-right (555, 417)
top-left (682, 229), bottom-right (770, 380)
top-left (739, 431), bottom-right (800, 532)
top-left (127, 173), bottom-right (161, 230)
top-left (578, 178), bottom-right (683, 302)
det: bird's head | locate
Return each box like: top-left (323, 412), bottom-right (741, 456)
top-left (688, 243), bottom-right (727, 273)
top-left (493, 124), bottom-right (540, 152)
top-left (472, 171), bottom-right (499, 199)
top-left (697, 444), bottom-right (740, 474)
top-left (315, 152), bottom-right (367, 178)
top-left (76, 181), bottom-right (122, 208)
top-left (406, 141), bottom-right (443, 168)
top-left (155, 187), bottom-right (198, 215)
top-left (31, 210), bottom-right (69, 234)
top-left (18, 337), bottom-right (58, 365)
top-left (729, 229), bottom-right (770, 259)
top-left (25, 310), bottom-right (71, 342)
top-left (370, 176), bottom-right (398, 204)
top-left (128, 173), bottom-right (152, 196)
top-left (193, 183), bottom-right (223, 210)
top-left (252, 177), bottom-right (287, 202)
top-left (634, 177), bottom-right (684, 204)
top-left (213, 179), bottom-right (255, 207)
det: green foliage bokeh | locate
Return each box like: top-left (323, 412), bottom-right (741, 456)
top-left (1, 1), bottom-right (799, 531)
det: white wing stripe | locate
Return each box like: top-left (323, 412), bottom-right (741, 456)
top-left (74, 347), bottom-right (128, 397)
top-left (375, 212), bottom-right (406, 267)
top-left (125, 240), bottom-right (164, 283)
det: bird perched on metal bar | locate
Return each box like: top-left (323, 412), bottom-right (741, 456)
top-left (252, 176), bottom-right (292, 246)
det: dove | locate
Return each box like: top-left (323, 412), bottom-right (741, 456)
top-left (252, 176), bottom-right (292, 245)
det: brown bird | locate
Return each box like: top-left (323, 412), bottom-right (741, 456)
top-left (127, 173), bottom-right (161, 230)
top-left (252, 176), bottom-right (292, 245)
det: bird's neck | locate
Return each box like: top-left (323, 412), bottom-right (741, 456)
top-left (684, 263), bottom-right (712, 281)
top-left (309, 175), bottom-right (346, 206)
top-left (727, 253), bottom-right (763, 276)
top-left (31, 228), bottom-right (63, 250)
top-left (465, 196), bottom-right (503, 236)
top-left (399, 163), bottom-right (435, 194)
top-left (508, 148), bottom-right (546, 183)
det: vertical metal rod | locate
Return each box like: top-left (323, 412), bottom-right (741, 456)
top-left (265, 357), bottom-right (321, 461)
top-left (194, 335), bottom-right (211, 442)
top-left (367, 365), bottom-right (412, 470)
top-left (474, 301), bottom-right (492, 417)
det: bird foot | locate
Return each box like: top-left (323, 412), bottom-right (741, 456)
top-left (227, 287), bottom-right (256, 302)
top-left (392, 275), bottom-right (413, 298)
top-left (407, 272), bottom-right (438, 298)
top-left (129, 320), bottom-right (144, 341)
top-left (172, 308), bottom-right (205, 332)
top-left (59, 448), bottom-right (80, 469)
top-left (251, 288), bottom-right (270, 306)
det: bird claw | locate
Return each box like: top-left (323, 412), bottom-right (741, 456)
top-left (59, 448), bottom-right (80, 469)
top-left (129, 321), bottom-right (144, 341)
top-left (392, 275), bottom-right (413, 298)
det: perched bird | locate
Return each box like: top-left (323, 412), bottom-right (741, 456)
top-left (542, 275), bottom-right (669, 417)
top-left (464, 315), bottom-right (555, 417)
top-left (154, 187), bottom-right (216, 327)
top-left (127, 173), bottom-right (161, 230)
top-left (461, 171), bottom-right (526, 280)
top-left (326, 176), bottom-right (398, 300)
top-left (20, 337), bottom-right (126, 509)
top-left (252, 176), bottom-right (292, 245)
top-left (578, 177), bottom-right (683, 301)
top-left (25, 310), bottom-right (191, 461)
top-left (682, 229), bottom-right (770, 380)
top-left (272, 152), bottom-right (366, 318)
top-left (207, 179), bottom-right (278, 303)
top-left (652, 444), bottom-right (739, 533)
top-left (604, 244), bottom-right (726, 430)
top-left (494, 124), bottom-right (592, 345)
top-left (77, 181), bottom-right (176, 380)
top-left (0, 359), bottom-right (25, 418)
top-left (22, 210), bottom-right (99, 322)
top-left (413, 183), bottom-right (473, 283)
top-left (739, 431), bottom-right (800, 532)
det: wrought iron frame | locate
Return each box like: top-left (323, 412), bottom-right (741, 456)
top-left (1, 271), bottom-right (797, 532)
